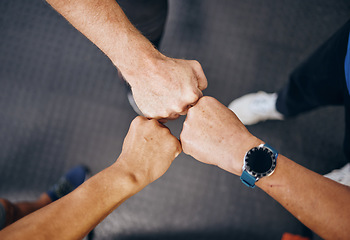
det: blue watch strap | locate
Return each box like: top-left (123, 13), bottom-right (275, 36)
top-left (240, 170), bottom-right (256, 188)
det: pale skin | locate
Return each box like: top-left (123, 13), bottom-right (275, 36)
top-left (45, 0), bottom-right (207, 119)
top-left (180, 96), bottom-right (350, 240)
top-left (0, 116), bottom-right (181, 239)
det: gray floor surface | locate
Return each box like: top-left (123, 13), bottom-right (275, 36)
top-left (0, 0), bottom-right (349, 239)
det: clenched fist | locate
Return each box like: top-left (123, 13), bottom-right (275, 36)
top-left (180, 96), bottom-right (262, 175)
top-left (118, 116), bottom-right (182, 188)
top-left (126, 56), bottom-right (207, 120)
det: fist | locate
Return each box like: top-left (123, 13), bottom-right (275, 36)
top-left (119, 116), bottom-right (182, 187)
top-left (128, 56), bottom-right (207, 119)
top-left (180, 96), bottom-right (262, 175)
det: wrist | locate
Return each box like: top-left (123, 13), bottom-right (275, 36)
top-left (222, 135), bottom-right (264, 175)
top-left (255, 154), bottom-right (286, 190)
top-left (240, 141), bottom-right (279, 188)
top-left (109, 160), bottom-right (146, 196)
top-left (111, 155), bottom-right (152, 194)
top-left (111, 35), bottom-right (163, 85)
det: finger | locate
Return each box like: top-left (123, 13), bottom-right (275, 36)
top-left (146, 110), bottom-right (168, 120)
top-left (187, 88), bottom-right (203, 107)
top-left (197, 73), bottom-right (208, 91)
top-left (167, 112), bottom-right (180, 120)
top-left (176, 88), bottom-right (202, 115)
top-left (194, 95), bottom-right (214, 108)
top-left (132, 115), bottom-right (147, 125)
top-left (178, 106), bottom-right (190, 116)
top-left (178, 98), bottom-right (200, 116)
top-left (151, 118), bottom-right (168, 128)
top-left (191, 60), bottom-right (208, 91)
top-left (193, 87), bottom-right (203, 100)
top-left (179, 130), bottom-right (190, 155)
top-left (174, 143), bottom-right (182, 158)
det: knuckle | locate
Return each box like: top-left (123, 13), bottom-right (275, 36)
top-left (184, 109), bottom-right (194, 122)
top-left (201, 79), bottom-right (208, 89)
top-left (146, 119), bottom-right (159, 131)
top-left (186, 106), bottom-right (194, 114)
top-left (191, 60), bottom-right (204, 76)
top-left (179, 133), bottom-right (186, 144)
top-left (180, 128), bottom-right (189, 144)
top-left (198, 96), bottom-right (213, 105)
top-left (172, 103), bottom-right (186, 114)
top-left (158, 110), bottom-right (170, 119)
top-left (183, 117), bottom-right (191, 128)
top-left (181, 141), bottom-right (190, 155)
top-left (206, 96), bottom-right (216, 102)
top-left (191, 60), bottom-right (201, 68)
top-left (166, 134), bottom-right (180, 151)
top-left (132, 116), bottom-right (144, 125)
top-left (184, 91), bottom-right (199, 104)
top-left (189, 102), bottom-right (200, 114)
top-left (149, 118), bottom-right (158, 125)
top-left (160, 126), bottom-right (170, 134)
top-left (170, 136), bottom-right (179, 147)
top-left (175, 142), bottom-right (182, 156)
top-left (167, 112), bottom-right (180, 120)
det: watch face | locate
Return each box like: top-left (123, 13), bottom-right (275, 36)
top-left (245, 147), bottom-right (276, 177)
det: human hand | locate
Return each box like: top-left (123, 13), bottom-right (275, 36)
top-left (180, 96), bottom-right (262, 175)
top-left (117, 116), bottom-right (182, 188)
top-left (125, 55), bottom-right (207, 120)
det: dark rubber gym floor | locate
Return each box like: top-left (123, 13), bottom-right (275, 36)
top-left (1, 0), bottom-right (349, 239)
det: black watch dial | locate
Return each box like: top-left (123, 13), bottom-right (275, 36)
top-left (245, 147), bottom-right (276, 177)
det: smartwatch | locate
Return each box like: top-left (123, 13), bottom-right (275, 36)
top-left (240, 143), bottom-right (278, 188)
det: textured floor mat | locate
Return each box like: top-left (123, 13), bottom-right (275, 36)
top-left (0, 0), bottom-right (349, 239)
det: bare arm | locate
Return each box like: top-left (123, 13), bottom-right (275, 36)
top-left (0, 116), bottom-right (181, 239)
top-left (257, 155), bottom-right (350, 240)
top-left (180, 96), bottom-right (350, 240)
top-left (46, 0), bottom-right (156, 76)
top-left (0, 164), bottom-right (138, 240)
top-left (46, 0), bottom-right (207, 119)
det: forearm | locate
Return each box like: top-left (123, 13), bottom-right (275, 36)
top-left (45, 0), bottom-right (161, 82)
top-left (257, 155), bottom-right (350, 240)
top-left (46, 0), bottom-right (207, 118)
top-left (180, 97), bottom-right (350, 239)
top-left (0, 161), bottom-right (140, 240)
